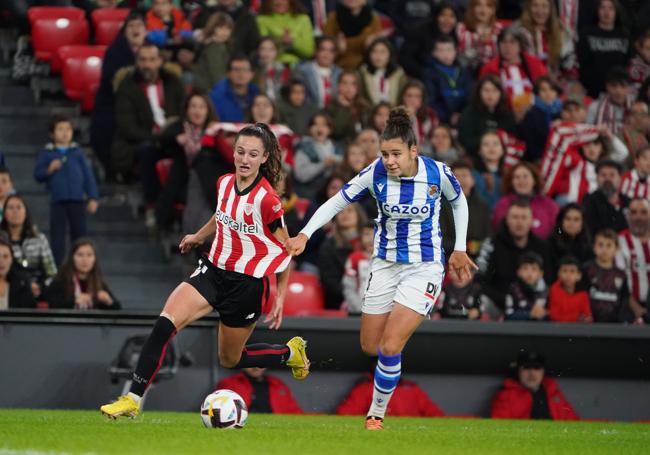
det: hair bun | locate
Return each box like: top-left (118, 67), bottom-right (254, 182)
top-left (387, 107), bottom-right (411, 129)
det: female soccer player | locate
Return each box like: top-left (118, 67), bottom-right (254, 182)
top-left (285, 108), bottom-right (477, 430)
top-left (101, 123), bottom-right (310, 419)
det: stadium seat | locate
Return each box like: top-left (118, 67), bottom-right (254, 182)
top-left (59, 45), bottom-right (106, 111)
top-left (31, 17), bottom-right (89, 72)
top-left (92, 8), bottom-right (130, 46)
top-left (27, 6), bottom-right (85, 24)
top-left (283, 272), bottom-right (325, 316)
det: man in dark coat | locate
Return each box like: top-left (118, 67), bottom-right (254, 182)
top-left (583, 160), bottom-right (630, 236)
top-left (111, 42), bottom-right (184, 215)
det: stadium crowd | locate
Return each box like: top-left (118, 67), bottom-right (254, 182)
top-left (0, 0), bottom-right (649, 326)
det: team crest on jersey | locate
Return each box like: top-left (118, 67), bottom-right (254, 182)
top-left (428, 184), bottom-right (439, 197)
top-left (272, 202), bottom-right (282, 213)
top-left (244, 204), bottom-right (254, 215)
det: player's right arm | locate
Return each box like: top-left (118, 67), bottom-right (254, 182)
top-left (179, 217), bottom-right (217, 253)
top-left (284, 161), bottom-right (376, 256)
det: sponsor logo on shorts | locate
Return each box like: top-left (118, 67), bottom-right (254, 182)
top-left (424, 282), bottom-right (438, 301)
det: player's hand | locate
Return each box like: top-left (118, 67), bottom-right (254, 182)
top-left (48, 159), bottom-right (62, 174)
top-left (86, 199), bottom-right (98, 214)
top-left (264, 295), bottom-right (284, 330)
top-left (284, 233), bottom-right (308, 256)
top-left (179, 233), bottom-right (202, 254)
top-left (448, 251), bottom-right (478, 282)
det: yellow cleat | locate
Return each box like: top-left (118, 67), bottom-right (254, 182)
top-left (285, 336), bottom-right (310, 380)
top-left (100, 395), bottom-right (140, 419)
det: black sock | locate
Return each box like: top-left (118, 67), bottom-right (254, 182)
top-left (233, 343), bottom-right (290, 369)
top-left (130, 316), bottom-right (177, 397)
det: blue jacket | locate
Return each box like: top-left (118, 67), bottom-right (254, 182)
top-left (209, 79), bottom-right (260, 122)
top-left (422, 57), bottom-right (472, 124)
top-left (34, 143), bottom-right (99, 203)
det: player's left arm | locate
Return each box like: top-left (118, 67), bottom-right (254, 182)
top-left (439, 163), bottom-right (478, 281)
top-left (264, 196), bottom-right (291, 330)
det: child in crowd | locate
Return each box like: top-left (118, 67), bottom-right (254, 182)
top-left (586, 68), bottom-right (634, 135)
top-left (342, 222), bottom-right (374, 316)
top-left (436, 269), bottom-right (482, 320)
top-left (339, 141), bottom-right (367, 181)
top-left (254, 37), bottom-right (290, 101)
top-left (472, 131), bottom-right (504, 210)
top-left (324, 71), bottom-right (369, 142)
top-left (504, 252), bottom-right (548, 321)
top-left (0, 165), bottom-right (14, 221)
top-left (369, 101), bottom-right (391, 134)
top-left (628, 29), bottom-right (650, 92)
top-left (34, 115), bottom-right (98, 266)
top-left (45, 238), bottom-right (120, 310)
top-left (425, 125), bottom-right (462, 163)
top-left (399, 80), bottom-right (438, 153)
top-left (193, 12), bottom-right (234, 92)
top-left (359, 38), bottom-right (407, 106)
top-left (456, 0), bottom-right (503, 71)
top-left (582, 229), bottom-right (629, 323)
top-left (620, 145), bottom-right (650, 200)
top-left (620, 101), bottom-right (650, 156)
top-left (146, 0), bottom-right (192, 42)
top-left (422, 35), bottom-right (472, 126)
top-left (293, 112), bottom-right (342, 199)
top-left (548, 256), bottom-right (592, 323)
top-left (519, 76), bottom-right (563, 162)
top-left (277, 79), bottom-right (317, 137)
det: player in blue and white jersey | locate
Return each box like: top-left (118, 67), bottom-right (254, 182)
top-left (285, 107), bottom-right (477, 430)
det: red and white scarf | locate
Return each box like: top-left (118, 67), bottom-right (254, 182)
top-left (594, 94), bottom-right (632, 135)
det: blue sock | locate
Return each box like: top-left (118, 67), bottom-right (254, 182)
top-left (367, 351), bottom-right (401, 419)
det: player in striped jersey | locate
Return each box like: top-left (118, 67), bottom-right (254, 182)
top-left (101, 123), bottom-right (309, 419)
top-left (616, 198), bottom-right (650, 324)
top-left (286, 108), bottom-right (477, 429)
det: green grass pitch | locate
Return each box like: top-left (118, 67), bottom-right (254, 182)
top-left (0, 410), bottom-right (648, 455)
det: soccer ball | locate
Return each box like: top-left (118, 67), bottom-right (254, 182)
top-left (200, 389), bottom-right (248, 429)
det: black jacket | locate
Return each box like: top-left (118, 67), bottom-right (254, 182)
top-left (317, 236), bottom-right (351, 310)
top-left (111, 67), bottom-right (185, 174)
top-left (477, 223), bottom-right (551, 308)
top-left (582, 190), bottom-right (629, 236)
top-left (90, 32), bottom-right (137, 169)
top-left (5, 266), bottom-right (36, 309)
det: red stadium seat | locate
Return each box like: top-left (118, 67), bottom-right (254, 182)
top-left (27, 6), bottom-right (85, 24)
top-left (283, 272), bottom-right (325, 316)
top-left (31, 17), bottom-right (89, 72)
top-left (59, 45), bottom-right (106, 110)
top-left (83, 81), bottom-right (101, 112)
top-left (92, 8), bottom-right (130, 46)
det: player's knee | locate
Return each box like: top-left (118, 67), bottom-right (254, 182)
top-left (218, 351), bottom-right (241, 369)
top-left (360, 340), bottom-right (378, 356)
top-left (378, 341), bottom-right (401, 357)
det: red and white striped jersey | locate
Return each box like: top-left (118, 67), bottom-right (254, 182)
top-left (540, 121), bottom-right (600, 199)
top-left (456, 21), bottom-right (503, 68)
top-left (616, 230), bottom-right (650, 303)
top-left (208, 174), bottom-right (290, 278)
top-left (620, 169), bottom-right (650, 200)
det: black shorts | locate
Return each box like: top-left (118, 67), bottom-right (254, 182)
top-left (184, 258), bottom-right (270, 328)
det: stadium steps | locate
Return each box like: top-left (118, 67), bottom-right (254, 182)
top-left (0, 62), bottom-right (186, 310)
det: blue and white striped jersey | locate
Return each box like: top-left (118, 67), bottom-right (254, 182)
top-left (340, 156), bottom-right (462, 264)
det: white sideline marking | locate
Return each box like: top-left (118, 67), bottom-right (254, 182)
top-left (0, 449), bottom-right (97, 455)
